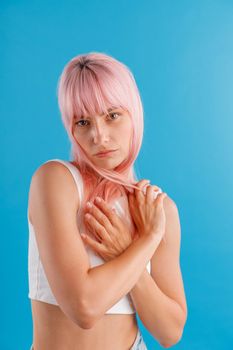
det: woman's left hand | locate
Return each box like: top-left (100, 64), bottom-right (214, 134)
top-left (80, 197), bottom-right (134, 262)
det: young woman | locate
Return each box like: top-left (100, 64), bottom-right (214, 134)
top-left (27, 52), bottom-right (187, 350)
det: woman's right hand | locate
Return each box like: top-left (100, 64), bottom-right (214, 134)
top-left (128, 179), bottom-right (167, 241)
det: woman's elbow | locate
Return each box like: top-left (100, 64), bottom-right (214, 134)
top-left (160, 327), bottom-right (184, 348)
top-left (77, 316), bottom-right (95, 330)
top-left (75, 298), bottom-right (97, 329)
top-left (161, 309), bottom-right (187, 347)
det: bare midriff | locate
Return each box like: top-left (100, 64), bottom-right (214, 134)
top-left (30, 300), bottom-right (138, 350)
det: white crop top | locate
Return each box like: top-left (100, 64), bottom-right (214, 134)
top-left (27, 159), bottom-right (153, 314)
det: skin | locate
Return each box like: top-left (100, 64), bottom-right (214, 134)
top-left (72, 107), bottom-right (132, 170)
top-left (29, 106), bottom-right (187, 349)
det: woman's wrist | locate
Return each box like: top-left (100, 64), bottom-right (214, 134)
top-left (139, 230), bottom-right (162, 248)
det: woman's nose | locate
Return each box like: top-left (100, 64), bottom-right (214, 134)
top-left (92, 125), bottom-right (110, 144)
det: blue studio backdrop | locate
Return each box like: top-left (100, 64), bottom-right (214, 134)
top-left (1, 1), bottom-right (233, 349)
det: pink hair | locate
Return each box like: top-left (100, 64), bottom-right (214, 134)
top-left (57, 52), bottom-right (156, 240)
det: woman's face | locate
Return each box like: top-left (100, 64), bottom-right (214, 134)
top-left (72, 107), bottom-right (132, 170)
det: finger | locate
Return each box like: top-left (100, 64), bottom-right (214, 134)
top-left (84, 213), bottom-right (109, 242)
top-left (145, 185), bottom-right (158, 203)
top-left (93, 197), bottom-right (119, 227)
top-left (135, 179), bottom-right (150, 191)
top-left (135, 179), bottom-right (160, 192)
top-left (161, 192), bottom-right (167, 202)
top-left (128, 191), bottom-right (137, 210)
top-left (128, 179), bottom-right (149, 200)
top-left (128, 185), bottom-right (143, 205)
top-left (80, 233), bottom-right (104, 255)
top-left (146, 185), bottom-right (162, 203)
top-left (134, 179), bottom-right (150, 203)
top-left (155, 192), bottom-right (167, 206)
top-left (86, 202), bottom-right (112, 232)
top-left (84, 217), bottom-right (102, 242)
top-left (128, 191), bottom-right (135, 203)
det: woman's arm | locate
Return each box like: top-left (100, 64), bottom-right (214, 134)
top-left (128, 196), bottom-right (187, 348)
top-left (80, 181), bottom-right (168, 326)
top-left (29, 162), bottom-right (162, 329)
top-left (84, 231), bottom-right (162, 323)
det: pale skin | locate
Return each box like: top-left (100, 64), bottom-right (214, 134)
top-left (28, 107), bottom-right (187, 349)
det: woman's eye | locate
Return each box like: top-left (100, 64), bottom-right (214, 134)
top-left (108, 112), bottom-right (120, 120)
top-left (76, 120), bottom-right (88, 127)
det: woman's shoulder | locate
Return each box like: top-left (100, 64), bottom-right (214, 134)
top-left (32, 159), bottom-right (80, 176)
top-left (30, 159), bottom-right (81, 193)
top-left (28, 159), bottom-right (82, 224)
top-left (31, 158), bottom-right (69, 176)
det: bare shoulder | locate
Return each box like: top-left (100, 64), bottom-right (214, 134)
top-left (28, 160), bottom-right (81, 224)
top-left (31, 159), bottom-right (78, 179)
top-left (163, 193), bottom-right (178, 214)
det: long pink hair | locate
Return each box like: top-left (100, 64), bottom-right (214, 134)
top-left (57, 52), bottom-right (150, 239)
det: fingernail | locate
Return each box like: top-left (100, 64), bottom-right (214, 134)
top-left (85, 213), bottom-right (91, 219)
top-left (96, 197), bottom-right (101, 203)
top-left (86, 201), bottom-right (92, 208)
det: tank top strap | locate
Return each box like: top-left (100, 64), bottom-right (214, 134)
top-left (43, 159), bottom-right (84, 204)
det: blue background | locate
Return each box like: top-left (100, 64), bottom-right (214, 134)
top-left (1, 0), bottom-right (233, 349)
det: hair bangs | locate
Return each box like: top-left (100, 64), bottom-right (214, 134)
top-left (73, 65), bottom-right (130, 121)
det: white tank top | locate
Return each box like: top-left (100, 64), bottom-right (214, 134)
top-left (27, 159), bottom-right (152, 314)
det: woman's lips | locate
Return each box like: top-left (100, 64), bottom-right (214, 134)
top-left (95, 149), bottom-right (117, 157)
